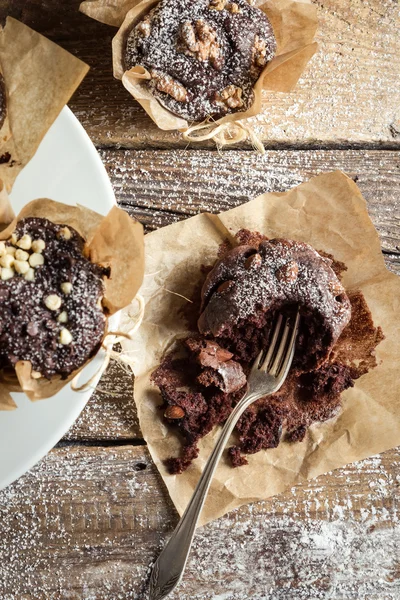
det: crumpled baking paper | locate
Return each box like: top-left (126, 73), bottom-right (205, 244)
top-left (121, 171), bottom-right (400, 525)
top-left (0, 17), bottom-right (89, 191)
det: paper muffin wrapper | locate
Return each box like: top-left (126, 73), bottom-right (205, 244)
top-left (80, 0), bottom-right (318, 149)
top-left (0, 17), bottom-right (89, 192)
top-left (0, 197), bottom-right (145, 406)
top-left (119, 171), bottom-right (400, 526)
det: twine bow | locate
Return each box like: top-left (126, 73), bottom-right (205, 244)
top-left (182, 120), bottom-right (265, 155)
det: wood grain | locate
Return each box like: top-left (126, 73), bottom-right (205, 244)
top-left (101, 148), bottom-right (400, 252)
top-left (0, 444), bottom-right (399, 599)
top-left (65, 358), bottom-right (142, 441)
top-left (0, 0), bottom-right (399, 148)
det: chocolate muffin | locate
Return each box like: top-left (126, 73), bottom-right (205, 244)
top-left (152, 234), bottom-right (384, 473)
top-left (124, 0), bottom-right (276, 122)
top-left (199, 239), bottom-right (352, 371)
top-left (0, 218), bottom-right (108, 380)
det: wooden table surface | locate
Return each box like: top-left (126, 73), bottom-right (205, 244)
top-left (1, 1), bottom-right (399, 599)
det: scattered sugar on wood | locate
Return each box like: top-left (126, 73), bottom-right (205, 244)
top-left (0, 448), bottom-right (399, 599)
top-left (99, 148), bottom-right (400, 260)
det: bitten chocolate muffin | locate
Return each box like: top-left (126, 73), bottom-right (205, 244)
top-left (124, 0), bottom-right (276, 122)
top-left (199, 239), bottom-right (352, 371)
top-left (0, 218), bottom-right (108, 380)
top-left (152, 234), bottom-right (384, 473)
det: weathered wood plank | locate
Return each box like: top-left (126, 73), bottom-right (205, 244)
top-left (65, 358), bottom-right (142, 441)
top-left (0, 445), bottom-right (399, 599)
top-left (106, 148), bottom-right (400, 252)
top-left (0, 0), bottom-right (398, 148)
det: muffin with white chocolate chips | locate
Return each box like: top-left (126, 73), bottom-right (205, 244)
top-left (124, 0), bottom-right (277, 122)
top-left (0, 218), bottom-right (108, 380)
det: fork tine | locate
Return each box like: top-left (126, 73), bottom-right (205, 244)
top-left (251, 349), bottom-right (265, 373)
top-left (259, 313), bottom-right (283, 372)
top-left (277, 310), bottom-right (300, 379)
top-left (268, 317), bottom-right (291, 377)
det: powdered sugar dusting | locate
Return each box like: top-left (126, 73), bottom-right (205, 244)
top-left (0, 447), bottom-right (399, 598)
top-left (200, 239), bottom-right (350, 342)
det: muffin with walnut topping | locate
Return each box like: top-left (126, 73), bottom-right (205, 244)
top-left (124, 0), bottom-right (277, 122)
top-left (0, 218), bottom-right (108, 381)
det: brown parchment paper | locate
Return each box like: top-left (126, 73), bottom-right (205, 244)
top-left (0, 179), bottom-right (12, 231)
top-left (80, 0), bottom-right (317, 134)
top-left (0, 198), bottom-right (145, 405)
top-left (0, 17), bottom-right (89, 191)
top-left (121, 171), bottom-right (400, 526)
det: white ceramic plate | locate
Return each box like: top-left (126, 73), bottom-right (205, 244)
top-left (1, 106), bottom-right (116, 489)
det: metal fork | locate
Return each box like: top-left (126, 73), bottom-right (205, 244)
top-left (149, 309), bottom-right (300, 600)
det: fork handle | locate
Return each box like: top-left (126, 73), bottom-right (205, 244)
top-left (149, 390), bottom-right (258, 600)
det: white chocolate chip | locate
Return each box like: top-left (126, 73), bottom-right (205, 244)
top-left (29, 253), bottom-right (45, 268)
top-left (0, 242), bottom-right (5, 256)
top-left (14, 260), bottom-right (30, 275)
top-left (57, 311), bottom-right (68, 323)
top-left (44, 294), bottom-right (62, 311)
top-left (59, 328), bottom-right (73, 345)
top-left (10, 233), bottom-right (18, 245)
top-left (58, 227), bottom-right (72, 240)
top-left (1, 267), bottom-right (14, 280)
top-left (61, 282), bottom-right (73, 295)
top-left (0, 254), bottom-right (14, 268)
top-left (5, 246), bottom-right (16, 256)
top-left (24, 268), bottom-right (35, 282)
top-left (31, 239), bottom-right (46, 253)
top-left (17, 234), bottom-right (32, 250)
top-left (31, 371), bottom-right (42, 380)
top-left (15, 249), bottom-right (29, 261)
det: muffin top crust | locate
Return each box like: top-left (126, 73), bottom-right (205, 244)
top-left (199, 238), bottom-right (352, 371)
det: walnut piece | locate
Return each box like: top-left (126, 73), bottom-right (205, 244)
top-left (178, 20), bottom-right (223, 70)
top-left (215, 85), bottom-right (244, 109)
top-left (164, 405), bottom-right (185, 419)
top-left (328, 280), bottom-right (344, 296)
top-left (135, 9), bottom-right (155, 37)
top-left (209, 0), bottom-right (227, 9)
top-left (150, 70), bottom-right (189, 103)
top-left (209, 0), bottom-right (241, 10)
top-left (251, 35), bottom-right (268, 76)
top-left (217, 280), bottom-right (234, 293)
top-left (276, 261), bottom-right (299, 284)
top-left (245, 253), bottom-right (262, 270)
